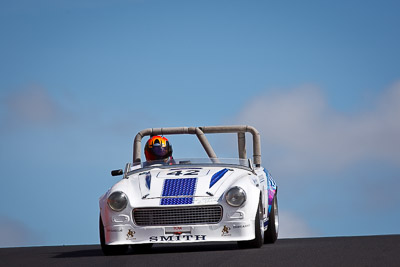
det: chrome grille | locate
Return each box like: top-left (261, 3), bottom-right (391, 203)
top-left (133, 205), bottom-right (223, 226)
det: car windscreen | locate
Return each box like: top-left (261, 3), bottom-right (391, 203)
top-left (130, 158), bottom-right (252, 173)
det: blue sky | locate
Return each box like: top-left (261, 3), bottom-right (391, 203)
top-left (1, 0), bottom-right (399, 247)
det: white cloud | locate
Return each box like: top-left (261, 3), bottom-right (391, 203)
top-left (235, 82), bottom-right (400, 177)
top-left (278, 210), bottom-right (319, 239)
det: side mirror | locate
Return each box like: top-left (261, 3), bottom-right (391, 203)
top-left (111, 169), bottom-right (123, 176)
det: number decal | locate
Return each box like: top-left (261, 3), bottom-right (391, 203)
top-left (166, 170), bottom-right (200, 176)
top-left (166, 170), bottom-right (183, 176)
top-left (184, 170), bottom-right (200, 176)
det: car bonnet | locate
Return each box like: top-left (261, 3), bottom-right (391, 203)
top-left (134, 167), bottom-right (240, 201)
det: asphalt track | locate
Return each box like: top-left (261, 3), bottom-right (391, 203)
top-left (1, 235), bottom-right (399, 267)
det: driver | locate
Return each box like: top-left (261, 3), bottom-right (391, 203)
top-left (144, 136), bottom-right (173, 163)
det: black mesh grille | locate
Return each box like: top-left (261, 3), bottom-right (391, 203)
top-left (133, 205), bottom-right (223, 226)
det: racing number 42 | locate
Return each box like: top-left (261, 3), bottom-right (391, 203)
top-left (166, 170), bottom-right (200, 176)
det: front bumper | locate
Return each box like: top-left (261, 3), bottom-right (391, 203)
top-left (104, 219), bottom-right (256, 245)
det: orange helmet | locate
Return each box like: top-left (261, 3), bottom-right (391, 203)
top-left (144, 136), bottom-right (173, 161)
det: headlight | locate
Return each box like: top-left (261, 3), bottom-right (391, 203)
top-left (107, 191), bottom-right (128, 211)
top-left (225, 186), bottom-right (246, 207)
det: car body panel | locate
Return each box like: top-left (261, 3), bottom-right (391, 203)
top-left (100, 165), bottom-right (277, 245)
top-left (99, 125), bottom-right (278, 246)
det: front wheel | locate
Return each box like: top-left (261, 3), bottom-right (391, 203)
top-left (264, 194), bottom-right (279, 243)
top-left (99, 215), bottom-right (129, 255)
top-left (237, 200), bottom-right (264, 249)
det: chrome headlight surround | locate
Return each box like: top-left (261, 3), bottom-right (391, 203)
top-left (225, 186), bottom-right (246, 207)
top-left (107, 191), bottom-right (128, 211)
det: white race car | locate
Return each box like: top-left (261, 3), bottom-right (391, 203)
top-left (99, 125), bottom-right (278, 255)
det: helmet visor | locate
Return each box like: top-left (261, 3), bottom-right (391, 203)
top-left (151, 145), bottom-right (168, 158)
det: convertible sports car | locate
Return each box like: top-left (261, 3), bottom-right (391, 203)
top-left (99, 125), bottom-right (278, 255)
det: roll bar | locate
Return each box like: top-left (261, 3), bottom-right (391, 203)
top-left (133, 125), bottom-right (262, 167)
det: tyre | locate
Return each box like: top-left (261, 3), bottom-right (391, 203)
top-left (99, 215), bottom-right (129, 255)
top-left (237, 200), bottom-right (264, 249)
top-left (264, 194), bottom-right (279, 243)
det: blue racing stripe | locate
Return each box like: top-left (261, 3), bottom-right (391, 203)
top-left (209, 168), bottom-right (229, 188)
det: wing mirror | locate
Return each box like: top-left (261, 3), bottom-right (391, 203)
top-left (111, 169), bottom-right (123, 176)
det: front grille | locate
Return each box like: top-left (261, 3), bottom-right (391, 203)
top-left (133, 205), bottom-right (223, 226)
